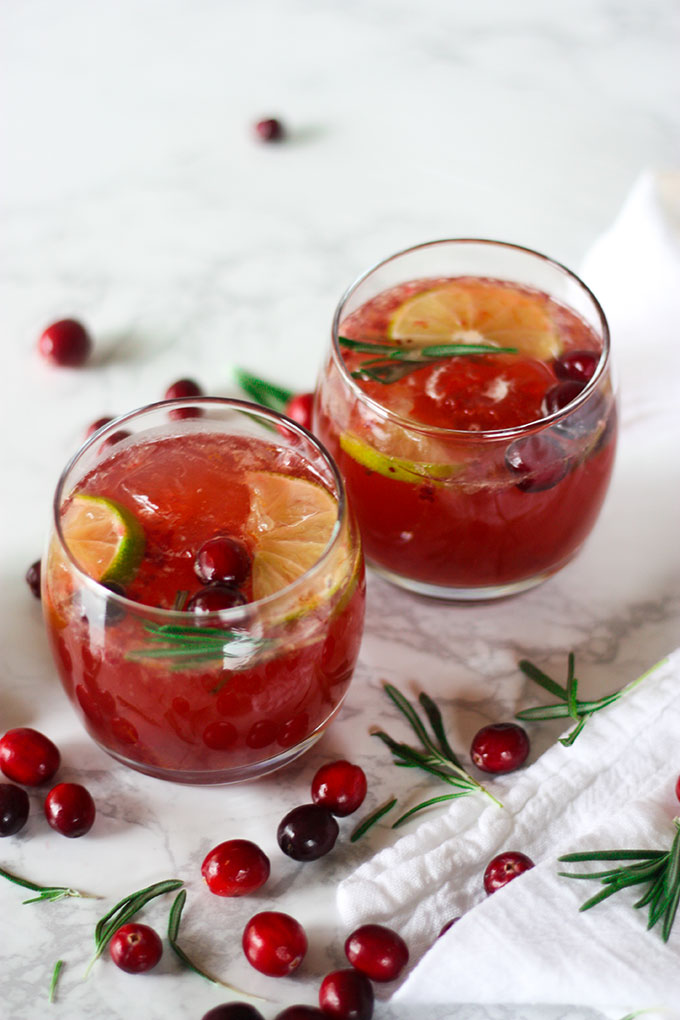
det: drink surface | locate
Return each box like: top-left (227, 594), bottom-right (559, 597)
top-left (44, 430), bottom-right (365, 781)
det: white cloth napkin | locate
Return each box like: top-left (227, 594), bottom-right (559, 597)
top-left (337, 171), bottom-right (680, 1015)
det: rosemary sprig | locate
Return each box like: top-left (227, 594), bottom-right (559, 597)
top-left (49, 960), bottom-right (64, 1003)
top-left (126, 622), bottom-right (265, 673)
top-left (559, 819), bottom-right (680, 941)
top-left (372, 684), bottom-right (502, 827)
top-left (338, 335), bottom-right (517, 385)
top-left (85, 878), bottom-right (183, 976)
top-left (516, 655), bottom-right (666, 746)
top-left (0, 864), bottom-right (89, 904)
top-left (232, 368), bottom-right (293, 412)
top-left (350, 797), bottom-right (398, 842)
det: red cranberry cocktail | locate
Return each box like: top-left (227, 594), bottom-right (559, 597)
top-left (43, 399), bottom-right (365, 783)
top-left (314, 239), bottom-right (617, 600)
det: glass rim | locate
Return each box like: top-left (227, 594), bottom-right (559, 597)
top-left (330, 237), bottom-right (612, 441)
top-left (52, 396), bottom-right (350, 622)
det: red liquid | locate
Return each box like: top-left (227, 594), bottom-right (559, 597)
top-left (44, 433), bottom-right (365, 781)
top-left (315, 276), bottom-right (617, 593)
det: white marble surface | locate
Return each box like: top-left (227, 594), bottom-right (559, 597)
top-left (1, 1), bottom-right (679, 1018)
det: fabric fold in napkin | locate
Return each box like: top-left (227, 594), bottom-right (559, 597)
top-left (337, 171), bottom-right (680, 1013)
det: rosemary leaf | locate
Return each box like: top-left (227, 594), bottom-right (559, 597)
top-left (566, 654), bottom-right (579, 720)
top-left (418, 692), bottom-right (463, 767)
top-left (383, 684), bottom-right (440, 755)
top-left (49, 960), bottom-right (64, 1004)
top-left (392, 793), bottom-right (470, 829)
top-left (518, 659), bottom-right (568, 699)
top-left (558, 715), bottom-right (589, 747)
top-left (578, 883), bottom-right (622, 912)
top-left (559, 850), bottom-right (666, 863)
top-left (350, 797), bottom-right (398, 842)
top-left (232, 368), bottom-right (292, 411)
top-left (0, 865), bottom-right (87, 903)
top-left (634, 870), bottom-right (666, 910)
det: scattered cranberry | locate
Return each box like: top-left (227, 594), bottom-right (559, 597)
top-left (86, 416), bottom-right (114, 437)
top-left (319, 969), bottom-right (374, 1020)
top-left (277, 803), bottom-right (339, 861)
top-left (186, 584), bottom-right (247, 614)
top-left (0, 728), bottom-right (60, 785)
top-left (285, 392), bottom-right (314, 431)
top-left (345, 923), bottom-right (409, 982)
top-left (470, 723), bottom-right (530, 774)
top-left (505, 432), bottom-right (569, 493)
top-left (483, 851), bottom-right (535, 894)
top-left (165, 378), bottom-right (204, 419)
top-left (25, 560), bottom-right (42, 599)
top-left (553, 350), bottom-right (599, 384)
top-left (109, 922), bottom-right (163, 973)
top-left (38, 318), bottom-right (92, 367)
top-left (242, 911), bottom-right (307, 977)
top-left (202, 839), bottom-right (270, 897)
top-left (44, 782), bottom-right (96, 837)
top-left (255, 118), bottom-right (285, 142)
top-left (274, 1008), bottom-right (327, 1020)
top-left (201, 1006), bottom-right (264, 1020)
top-left (311, 760), bottom-right (367, 817)
top-left (438, 917), bottom-right (459, 938)
top-left (195, 536), bottom-right (251, 587)
top-left (0, 783), bottom-right (30, 836)
top-left (543, 380), bottom-right (585, 416)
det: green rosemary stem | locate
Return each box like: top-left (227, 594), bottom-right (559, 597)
top-left (350, 797), bottom-right (398, 842)
top-left (48, 960), bottom-right (64, 1004)
top-left (0, 865), bottom-right (89, 904)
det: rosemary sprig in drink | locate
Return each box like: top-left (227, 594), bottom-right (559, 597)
top-left (559, 819), bottom-right (680, 942)
top-left (372, 684), bottom-right (502, 827)
top-left (126, 622), bottom-right (266, 674)
top-left (338, 335), bottom-right (517, 385)
top-left (516, 654), bottom-right (666, 746)
top-left (0, 864), bottom-right (89, 904)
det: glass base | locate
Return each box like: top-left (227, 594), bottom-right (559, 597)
top-left (369, 560), bottom-right (560, 602)
top-left (96, 728), bottom-right (326, 785)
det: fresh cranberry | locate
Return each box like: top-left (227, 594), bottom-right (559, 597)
top-left (109, 922), bottom-right (163, 973)
top-left (202, 1007), bottom-right (264, 1020)
top-left (483, 851), bottom-right (535, 894)
top-left (0, 728), bottom-right (60, 785)
top-left (86, 416), bottom-right (114, 437)
top-left (277, 804), bottom-right (339, 861)
top-left (505, 432), bottom-right (569, 493)
top-left (255, 118), bottom-right (285, 142)
top-left (25, 560), bottom-right (42, 599)
top-left (553, 350), bottom-right (599, 384)
top-left (201, 839), bottom-right (270, 897)
top-left (186, 584), bottom-right (247, 614)
top-left (543, 380), bottom-right (585, 416)
top-left (164, 378), bottom-right (204, 419)
top-left (195, 536), bottom-right (251, 586)
top-left (38, 319), bottom-right (92, 367)
top-left (242, 911), bottom-right (307, 977)
top-left (44, 782), bottom-right (96, 837)
top-left (319, 969), bottom-right (374, 1020)
top-left (285, 393), bottom-right (314, 431)
top-left (676, 775), bottom-right (680, 803)
top-left (345, 923), bottom-right (409, 982)
top-left (470, 723), bottom-right (530, 774)
top-left (274, 1008), bottom-right (327, 1020)
top-left (311, 760), bottom-right (367, 817)
top-left (0, 783), bottom-right (30, 836)
top-left (438, 917), bottom-right (459, 938)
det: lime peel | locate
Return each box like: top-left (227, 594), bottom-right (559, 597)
top-left (62, 494), bottom-right (145, 585)
top-left (339, 432), bottom-right (460, 486)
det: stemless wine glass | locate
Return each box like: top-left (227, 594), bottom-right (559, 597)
top-left (43, 399), bottom-right (365, 784)
top-left (314, 239), bottom-right (617, 600)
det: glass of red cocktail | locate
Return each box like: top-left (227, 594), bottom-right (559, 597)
top-left (314, 239), bottom-right (616, 600)
top-left (43, 399), bottom-right (365, 783)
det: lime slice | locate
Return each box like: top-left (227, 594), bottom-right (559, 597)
top-left (339, 432), bottom-right (460, 486)
top-left (246, 472), bottom-right (340, 601)
top-left (388, 280), bottom-right (562, 360)
top-left (62, 494), bottom-right (145, 584)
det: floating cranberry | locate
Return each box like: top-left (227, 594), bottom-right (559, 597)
top-left (470, 723), bottom-right (530, 774)
top-left (345, 923), bottom-right (409, 982)
top-left (25, 560), bottom-right (42, 599)
top-left (86, 416), bottom-right (114, 438)
top-left (186, 584), bottom-right (247, 614)
top-left (438, 917), bottom-right (460, 938)
top-left (254, 118), bottom-right (285, 142)
top-left (319, 969), bottom-right (374, 1020)
top-left (202, 839), bottom-right (270, 897)
top-left (0, 783), bottom-right (30, 836)
top-left (285, 393), bottom-right (314, 431)
top-left (165, 378), bottom-right (204, 419)
top-left (277, 803), bottom-right (339, 861)
top-left (553, 350), bottom-right (599, 384)
top-left (44, 782), bottom-right (96, 837)
top-left (109, 922), bottom-right (163, 973)
top-left (0, 728), bottom-right (60, 786)
top-left (311, 760), bottom-right (367, 817)
top-left (195, 535), bottom-right (251, 587)
top-left (242, 911), bottom-right (307, 977)
top-left (38, 319), bottom-right (92, 367)
top-left (483, 851), bottom-right (535, 894)
top-left (201, 1005), bottom-right (265, 1020)
top-left (505, 432), bottom-right (569, 493)
top-left (274, 1008), bottom-right (327, 1020)
top-left (543, 380), bottom-right (585, 416)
